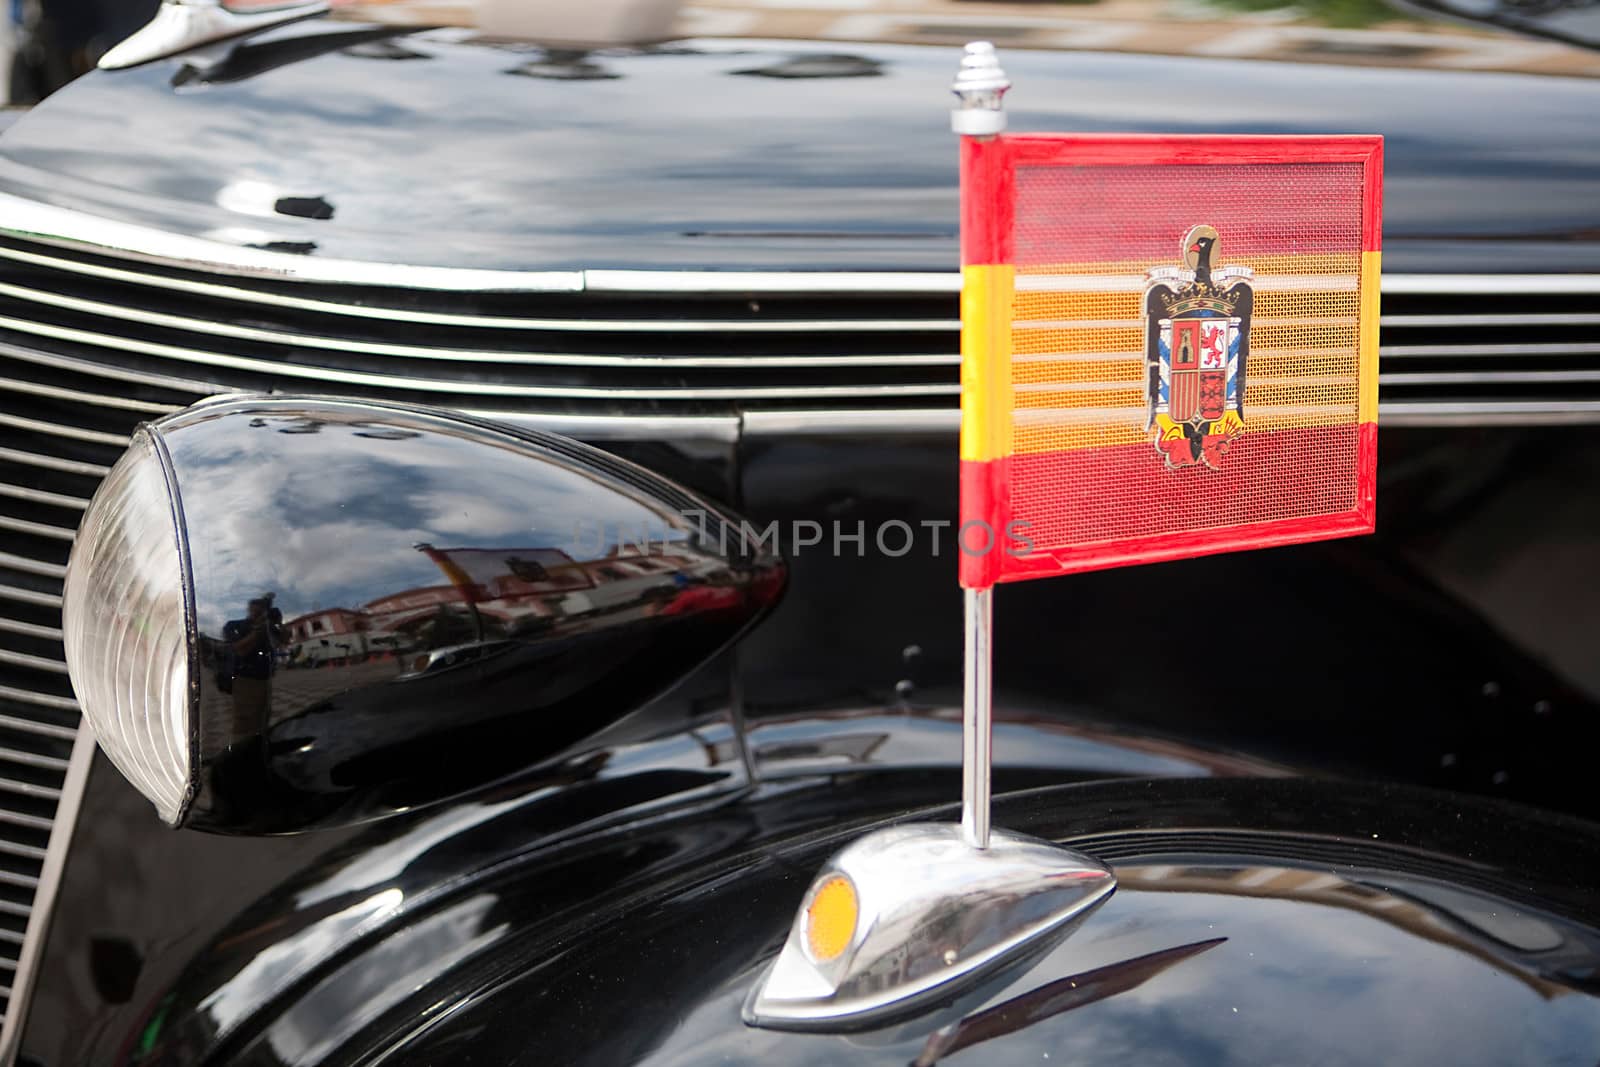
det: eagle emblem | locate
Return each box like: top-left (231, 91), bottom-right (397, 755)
top-left (1144, 225), bottom-right (1254, 470)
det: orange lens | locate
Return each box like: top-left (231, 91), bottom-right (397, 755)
top-left (804, 875), bottom-right (858, 963)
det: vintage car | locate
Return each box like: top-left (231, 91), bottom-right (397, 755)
top-left (0, 1), bottom-right (1597, 1064)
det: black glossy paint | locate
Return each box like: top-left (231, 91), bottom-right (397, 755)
top-left (23, 418), bottom-right (1600, 1064)
top-left (371, 779), bottom-right (1600, 1067)
top-left (154, 397), bottom-right (783, 833)
top-left (54, 775), bottom-right (1600, 1066)
top-left (0, 23), bottom-right (1597, 273)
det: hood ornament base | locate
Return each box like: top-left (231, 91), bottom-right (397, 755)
top-left (743, 824), bottom-right (1115, 1031)
top-left (99, 0), bottom-right (331, 71)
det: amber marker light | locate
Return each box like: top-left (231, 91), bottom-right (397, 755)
top-left (803, 875), bottom-right (859, 963)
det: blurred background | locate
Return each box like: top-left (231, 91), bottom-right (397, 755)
top-left (3, 0), bottom-right (1596, 105)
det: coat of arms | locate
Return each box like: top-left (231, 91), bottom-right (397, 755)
top-left (1144, 225), bottom-right (1254, 470)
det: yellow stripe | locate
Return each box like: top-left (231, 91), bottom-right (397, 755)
top-left (1013, 288), bottom-right (1360, 324)
top-left (961, 264), bottom-right (1014, 462)
top-left (1014, 251), bottom-right (1363, 285)
top-left (1359, 250), bottom-right (1381, 425)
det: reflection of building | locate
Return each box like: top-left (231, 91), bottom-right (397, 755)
top-left (284, 542), bottom-right (719, 666)
top-left (286, 607), bottom-right (368, 644)
top-left (339, 0), bottom-right (1600, 78)
top-left (1120, 862), bottom-right (1584, 999)
top-left (403, 544), bottom-right (703, 630)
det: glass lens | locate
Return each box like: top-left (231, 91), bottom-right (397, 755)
top-left (62, 432), bottom-right (191, 824)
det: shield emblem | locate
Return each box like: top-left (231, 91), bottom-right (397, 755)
top-left (1159, 315), bottom-right (1235, 424)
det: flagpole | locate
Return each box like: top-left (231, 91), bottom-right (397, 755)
top-left (953, 41), bottom-right (1009, 852)
top-left (961, 586), bottom-right (993, 849)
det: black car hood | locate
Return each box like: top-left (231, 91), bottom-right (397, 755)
top-left (0, 23), bottom-right (1597, 274)
top-left (210, 777), bottom-right (1600, 1066)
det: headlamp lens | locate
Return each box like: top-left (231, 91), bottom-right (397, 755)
top-left (62, 432), bottom-right (191, 824)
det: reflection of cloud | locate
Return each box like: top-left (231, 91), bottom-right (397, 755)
top-left (172, 414), bottom-right (676, 632)
top-left (8, 32), bottom-right (1596, 275)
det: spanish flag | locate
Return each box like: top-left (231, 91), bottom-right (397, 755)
top-left (959, 134), bottom-right (1383, 588)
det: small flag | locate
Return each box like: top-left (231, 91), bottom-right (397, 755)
top-left (959, 134), bottom-right (1383, 588)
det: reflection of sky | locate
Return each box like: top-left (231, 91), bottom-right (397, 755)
top-left (638, 885), bottom-right (1600, 1066)
top-left (168, 412), bottom-right (687, 633)
top-left (748, 714), bottom-right (1213, 778)
top-left (0, 32), bottom-right (1596, 271)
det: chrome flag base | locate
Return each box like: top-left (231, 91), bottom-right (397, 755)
top-left (743, 823), bottom-right (1115, 1031)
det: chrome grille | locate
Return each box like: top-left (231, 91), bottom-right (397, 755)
top-left (0, 235), bottom-right (1593, 424)
top-left (1378, 286), bottom-right (1600, 423)
top-left (0, 228), bottom-right (1592, 1028)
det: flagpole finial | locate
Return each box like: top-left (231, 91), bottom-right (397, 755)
top-left (951, 41), bottom-right (1011, 137)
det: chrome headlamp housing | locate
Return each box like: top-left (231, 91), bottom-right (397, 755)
top-left (62, 395), bottom-right (784, 833)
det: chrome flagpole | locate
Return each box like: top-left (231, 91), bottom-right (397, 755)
top-left (742, 42), bottom-right (1124, 1030)
top-left (953, 42), bottom-right (1009, 852)
top-left (961, 587), bottom-right (993, 849)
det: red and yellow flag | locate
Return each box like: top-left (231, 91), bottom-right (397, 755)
top-left (959, 135), bottom-right (1383, 588)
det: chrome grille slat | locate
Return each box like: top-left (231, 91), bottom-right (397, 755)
top-left (0, 589), bottom-right (59, 611)
top-left (0, 280), bottom-right (961, 364)
top-left (0, 448), bottom-right (109, 479)
top-left (0, 242), bottom-right (959, 333)
top-left (0, 519), bottom-right (72, 544)
top-left (1382, 343), bottom-right (1600, 358)
top-left (0, 411), bottom-right (128, 448)
top-left (0, 373), bottom-right (178, 415)
top-left (0, 314), bottom-right (963, 401)
top-left (0, 693), bottom-right (77, 720)
top-left (0, 486), bottom-right (86, 511)
top-left (0, 651), bottom-right (65, 678)
top-left (0, 779), bottom-right (57, 804)
top-left (0, 748), bottom-right (65, 775)
top-left (0, 556), bottom-right (64, 582)
top-left (0, 621), bottom-right (61, 643)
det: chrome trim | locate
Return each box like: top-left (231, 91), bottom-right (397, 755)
top-left (1383, 312), bottom-right (1600, 327)
top-left (0, 314), bottom-right (961, 401)
top-left (0, 726), bottom-right (93, 1067)
top-left (0, 245), bottom-right (954, 333)
top-left (743, 409), bottom-right (960, 436)
top-left (0, 449), bottom-right (109, 480)
top-left (0, 619), bottom-right (61, 643)
top-left (1381, 370), bottom-right (1600, 385)
top-left (0, 371), bottom-right (179, 415)
top-left (0, 517), bottom-right (74, 544)
top-left (1379, 400), bottom-right (1600, 425)
top-left (0, 650), bottom-right (67, 676)
top-left (1381, 343), bottom-right (1600, 358)
top-left (1, 191), bottom-right (1599, 298)
top-left (961, 588), bottom-right (992, 851)
top-left (0, 694), bottom-right (76, 716)
top-left (744, 823), bottom-right (1115, 1031)
top-left (1384, 274), bottom-right (1600, 295)
top-left (0, 342), bottom-right (217, 398)
top-left (471, 410), bottom-right (742, 444)
top-left (0, 485), bottom-right (88, 511)
top-left (0, 192), bottom-right (583, 294)
top-left (0, 588), bottom-right (60, 611)
top-left (0, 411), bottom-right (128, 448)
top-left (0, 555), bottom-right (64, 582)
top-left (586, 270), bottom-right (962, 295)
top-left (98, 0), bottom-right (331, 71)
top-left (0, 280), bottom-right (960, 369)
